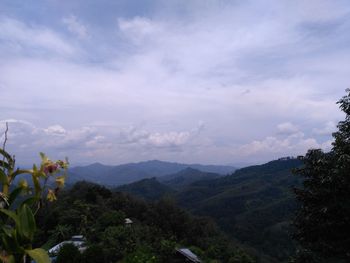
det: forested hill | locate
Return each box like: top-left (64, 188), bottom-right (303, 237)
top-left (36, 181), bottom-right (255, 262)
top-left (68, 160), bottom-right (235, 186)
top-left (177, 158), bottom-right (302, 262)
top-left (159, 167), bottom-right (222, 189)
top-left (115, 177), bottom-right (176, 201)
top-left (116, 158), bottom-right (303, 262)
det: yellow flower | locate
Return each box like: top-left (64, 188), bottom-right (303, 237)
top-left (18, 179), bottom-right (28, 189)
top-left (47, 189), bottom-right (57, 202)
top-left (56, 160), bottom-right (69, 169)
top-left (55, 176), bottom-right (65, 188)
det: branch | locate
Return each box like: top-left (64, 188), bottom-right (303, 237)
top-left (1, 122), bottom-right (9, 173)
top-left (2, 122), bottom-right (8, 151)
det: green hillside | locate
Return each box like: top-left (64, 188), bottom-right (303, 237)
top-left (115, 177), bottom-right (176, 201)
top-left (160, 168), bottom-right (222, 190)
top-left (177, 158), bottom-right (302, 262)
top-left (35, 181), bottom-right (254, 263)
top-left (116, 158), bottom-right (303, 262)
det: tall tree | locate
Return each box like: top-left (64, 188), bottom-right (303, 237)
top-left (293, 90), bottom-right (350, 262)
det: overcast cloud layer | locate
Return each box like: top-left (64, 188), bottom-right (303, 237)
top-left (0, 0), bottom-right (349, 166)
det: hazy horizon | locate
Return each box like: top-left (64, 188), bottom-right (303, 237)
top-left (17, 157), bottom-right (255, 170)
top-left (1, 0), bottom-right (349, 165)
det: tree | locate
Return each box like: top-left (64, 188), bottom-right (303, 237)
top-left (293, 90), bottom-right (350, 262)
top-left (48, 224), bottom-right (73, 243)
top-left (101, 225), bottom-right (136, 261)
top-left (56, 243), bottom-right (81, 263)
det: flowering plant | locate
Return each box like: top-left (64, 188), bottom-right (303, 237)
top-left (0, 148), bottom-right (68, 263)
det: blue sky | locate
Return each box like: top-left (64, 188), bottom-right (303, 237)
top-left (0, 0), bottom-right (349, 166)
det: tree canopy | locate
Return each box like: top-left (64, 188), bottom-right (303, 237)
top-left (293, 90), bottom-right (350, 262)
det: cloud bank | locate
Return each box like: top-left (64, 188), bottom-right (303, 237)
top-left (0, 0), bottom-right (349, 165)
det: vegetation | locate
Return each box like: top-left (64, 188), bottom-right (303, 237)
top-left (116, 178), bottom-right (175, 201)
top-left (56, 243), bottom-right (81, 263)
top-left (0, 146), bottom-right (68, 263)
top-left (3, 92), bottom-right (349, 263)
top-left (293, 90), bottom-right (350, 262)
top-left (36, 181), bottom-right (255, 262)
top-left (160, 168), bottom-right (222, 190)
top-left (116, 158), bottom-right (302, 262)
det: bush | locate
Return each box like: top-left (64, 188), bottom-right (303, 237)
top-left (81, 245), bottom-right (104, 263)
top-left (56, 243), bottom-right (82, 263)
top-left (123, 246), bottom-right (158, 263)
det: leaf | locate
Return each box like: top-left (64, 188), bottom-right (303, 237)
top-left (0, 208), bottom-right (19, 226)
top-left (1, 224), bottom-right (14, 236)
top-left (0, 148), bottom-right (13, 164)
top-left (26, 248), bottom-right (51, 263)
top-left (32, 173), bottom-right (42, 196)
top-left (0, 231), bottom-right (22, 254)
top-left (20, 196), bottom-right (39, 207)
top-left (39, 152), bottom-right (46, 161)
top-left (0, 160), bottom-right (10, 170)
top-left (8, 186), bottom-right (23, 206)
top-left (18, 204), bottom-right (36, 240)
top-left (0, 168), bottom-right (7, 184)
top-left (10, 168), bottom-right (34, 179)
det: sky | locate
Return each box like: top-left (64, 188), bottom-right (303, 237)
top-left (0, 0), bottom-right (349, 166)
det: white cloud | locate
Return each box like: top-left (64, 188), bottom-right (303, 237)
top-left (0, 119), bottom-right (206, 164)
top-left (1, 1), bottom-right (349, 164)
top-left (0, 119), bottom-right (111, 162)
top-left (0, 17), bottom-right (75, 55)
top-left (44, 125), bottom-right (66, 136)
top-left (119, 123), bottom-right (204, 148)
top-left (147, 131), bottom-right (191, 147)
top-left (0, 119), bottom-right (36, 142)
top-left (277, 122), bottom-right (299, 135)
top-left (313, 121), bottom-right (337, 136)
top-left (238, 130), bottom-right (332, 159)
top-left (118, 17), bottom-right (161, 43)
top-left (62, 15), bottom-right (88, 39)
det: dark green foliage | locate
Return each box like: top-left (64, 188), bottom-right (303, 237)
top-left (115, 158), bottom-right (303, 262)
top-left (96, 210), bottom-right (125, 230)
top-left (160, 168), bottom-right (222, 189)
top-left (123, 246), bottom-right (158, 263)
top-left (47, 224), bottom-right (73, 244)
top-left (116, 177), bottom-right (175, 201)
top-left (293, 91), bottom-right (350, 262)
top-left (158, 239), bottom-right (177, 261)
top-left (228, 250), bottom-right (255, 263)
top-left (101, 225), bottom-right (136, 261)
top-left (80, 245), bottom-right (104, 263)
top-left (56, 243), bottom-right (82, 263)
top-left (175, 158), bottom-right (302, 262)
top-left (36, 181), bottom-right (253, 262)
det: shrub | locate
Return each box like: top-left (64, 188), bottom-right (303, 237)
top-left (56, 243), bottom-right (81, 263)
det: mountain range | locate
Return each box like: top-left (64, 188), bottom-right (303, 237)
top-left (114, 157), bottom-right (302, 263)
top-left (68, 160), bottom-right (236, 186)
top-left (66, 157), bottom-right (302, 262)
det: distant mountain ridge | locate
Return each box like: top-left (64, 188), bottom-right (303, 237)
top-left (114, 157), bottom-right (303, 263)
top-left (68, 160), bottom-right (236, 186)
top-left (115, 168), bottom-right (223, 200)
